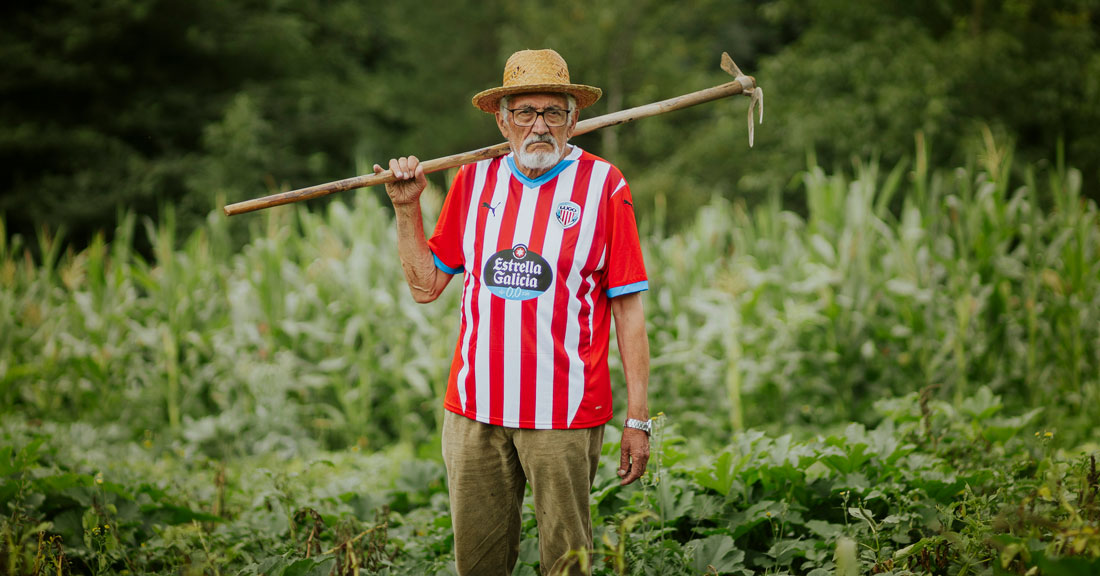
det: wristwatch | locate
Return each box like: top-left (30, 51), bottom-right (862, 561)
top-left (624, 418), bottom-right (652, 435)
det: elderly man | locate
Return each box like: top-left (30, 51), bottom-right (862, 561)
top-left (373, 48), bottom-right (650, 575)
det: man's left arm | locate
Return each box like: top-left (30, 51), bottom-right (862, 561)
top-left (611, 291), bottom-right (650, 486)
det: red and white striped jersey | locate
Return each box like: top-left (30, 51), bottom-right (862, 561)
top-left (428, 146), bottom-right (648, 430)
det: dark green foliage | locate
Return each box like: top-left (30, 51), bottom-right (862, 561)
top-left (1, 0), bottom-right (385, 246)
top-left (2, 145), bottom-right (1098, 574)
top-left (3, 1), bottom-right (1097, 249)
top-left (6, 388), bottom-right (1095, 575)
top-left (746, 0), bottom-right (1100, 209)
top-left (578, 394), bottom-right (1100, 575)
top-left (3, 145), bottom-right (1097, 457)
top-left (3, 4), bottom-right (1100, 564)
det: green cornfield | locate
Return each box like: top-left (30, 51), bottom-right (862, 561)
top-left (2, 143), bottom-right (1099, 575)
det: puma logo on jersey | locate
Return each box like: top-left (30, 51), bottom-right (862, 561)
top-left (481, 201), bottom-right (500, 216)
top-left (622, 199), bottom-right (633, 207)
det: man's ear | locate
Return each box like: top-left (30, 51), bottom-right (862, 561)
top-left (564, 112), bottom-right (578, 139)
top-left (495, 112), bottom-right (510, 139)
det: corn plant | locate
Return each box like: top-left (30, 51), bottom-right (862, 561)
top-left (1, 187), bottom-right (459, 457)
top-left (639, 141), bottom-right (1099, 445)
top-left (4, 142), bottom-right (1098, 452)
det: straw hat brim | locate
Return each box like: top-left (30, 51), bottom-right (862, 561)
top-left (472, 83), bottom-right (602, 114)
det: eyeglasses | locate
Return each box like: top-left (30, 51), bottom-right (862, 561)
top-left (506, 106), bottom-right (573, 127)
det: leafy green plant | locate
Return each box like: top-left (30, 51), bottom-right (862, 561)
top-left (2, 143), bottom-right (1098, 574)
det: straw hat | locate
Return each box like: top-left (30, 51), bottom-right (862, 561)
top-left (472, 49), bottom-right (602, 113)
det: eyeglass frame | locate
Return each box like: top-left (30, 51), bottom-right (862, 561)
top-left (504, 106), bottom-right (575, 127)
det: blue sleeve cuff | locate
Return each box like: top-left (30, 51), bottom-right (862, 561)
top-left (433, 253), bottom-right (463, 275)
top-left (607, 280), bottom-right (648, 298)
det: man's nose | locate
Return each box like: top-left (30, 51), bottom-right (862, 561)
top-left (531, 114), bottom-right (551, 133)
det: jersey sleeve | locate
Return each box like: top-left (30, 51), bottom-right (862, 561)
top-left (605, 175), bottom-right (648, 297)
top-left (427, 165), bottom-right (472, 274)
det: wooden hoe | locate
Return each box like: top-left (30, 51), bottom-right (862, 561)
top-left (224, 53), bottom-right (763, 216)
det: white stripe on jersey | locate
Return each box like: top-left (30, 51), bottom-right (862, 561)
top-left (472, 159), bottom-right (512, 423)
top-left (565, 161), bottom-right (611, 426)
top-left (534, 165), bottom-right (579, 429)
top-left (599, 180), bottom-right (628, 270)
top-left (454, 160), bottom-right (491, 412)
top-left (501, 178), bottom-right (540, 426)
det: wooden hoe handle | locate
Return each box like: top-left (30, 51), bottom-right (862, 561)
top-left (224, 52), bottom-right (760, 216)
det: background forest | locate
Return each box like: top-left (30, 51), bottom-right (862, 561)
top-left (2, 1), bottom-right (1100, 575)
top-left (3, 0), bottom-right (1099, 243)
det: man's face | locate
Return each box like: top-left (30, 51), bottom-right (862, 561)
top-left (496, 93), bottom-right (576, 176)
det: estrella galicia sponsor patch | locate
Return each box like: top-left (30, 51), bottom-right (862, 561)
top-left (554, 201), bottom-right (582, 229)
top-left (484, 244), bottom-right (553, 300)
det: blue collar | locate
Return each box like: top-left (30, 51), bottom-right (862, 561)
top-left (506, 155), bottom-right (575, 188)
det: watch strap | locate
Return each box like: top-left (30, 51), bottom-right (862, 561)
top-left (624, 418), bottom-right (652, 435)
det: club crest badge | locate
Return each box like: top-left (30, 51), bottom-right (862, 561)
top-left (554, 201), bottom-right (582, 229)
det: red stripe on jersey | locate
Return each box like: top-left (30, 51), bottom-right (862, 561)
top-left (518, 179), bottom-right (558, 427)
top-left (583, 168), bottom-right (630, 423)
top-left (551, 159), bottom-right (595, 427)
top-left (461, 159), bottom-right (502, 419)
top-left (441, 165), bottom-right (476, 414)
top-left (443, 337), bottom-right (465, 411)
top-left (575, 168), bottom-right (607, 425)
top-left (587, 166), bottom-right (635, 425)
top-left (579, 170), bottom-right (628, 420)
top-left (577, 199), bottom-right (611, 423)
top-left (487, 176), bottom-right (523, 426)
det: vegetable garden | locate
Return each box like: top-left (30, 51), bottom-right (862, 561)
top-left (2, 143), bottom-right (1099, 575)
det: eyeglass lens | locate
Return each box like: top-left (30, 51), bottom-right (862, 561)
top-left (511, 107), bottom-right (569, 127)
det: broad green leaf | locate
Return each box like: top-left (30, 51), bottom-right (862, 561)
top-left (689, 534), bottom-right (747, 575)
top-left (695, 449), bottom-right (737, 496)
top-left (981, 408), bottom-right (1043, 444)
top-left (0, 445), bottom-right (14, 476)
top-left (959, 386), bottom-right (1003, 421)
top-left (805, 520), bottom-right (844, 539)
top-left (728, 500), bottom-right (783, 539)
top-left (1033, 554), bottom-right (1100, 576)
top-left (37, 472), bottom-right (94, 493)
top-left (768, 538), bottom-right (818, 564)
top-left (281, 556), bottom-right (336, 576)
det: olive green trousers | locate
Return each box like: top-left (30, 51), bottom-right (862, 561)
top-left (442, 411), bottom-right (604, 576)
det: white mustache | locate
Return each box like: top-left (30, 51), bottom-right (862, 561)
top-left (524, 134), bottom-right (555, 147)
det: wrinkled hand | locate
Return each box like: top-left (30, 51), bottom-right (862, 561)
top-left (617, 428), bottom-right (650, 486)
top-left (373, 156), bottom-right (427, 206)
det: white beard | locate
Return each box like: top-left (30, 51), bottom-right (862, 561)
top-left (515, 134), bottom-right (562, 171)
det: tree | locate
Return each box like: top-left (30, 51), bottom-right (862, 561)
top-left (0, 0), bottom-right (385, 246)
